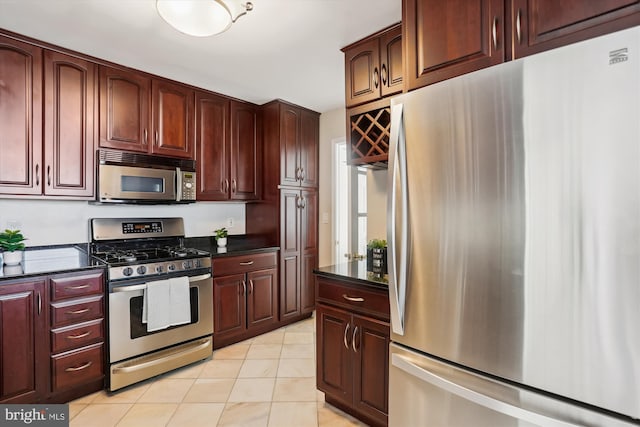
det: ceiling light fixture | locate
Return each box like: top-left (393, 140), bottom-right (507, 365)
top-left (156, 0), bottom-right (253, 37)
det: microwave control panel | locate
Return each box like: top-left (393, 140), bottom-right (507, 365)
top-left (180, 171), bottom-right (196, 200)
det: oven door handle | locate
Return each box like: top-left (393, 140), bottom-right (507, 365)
top-left (111, 273), bottom-right (212, 293)
top-left (112, 338), bottom-right (211, 374)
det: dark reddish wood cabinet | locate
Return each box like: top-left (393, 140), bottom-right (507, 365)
top-left (403, 0), bottom-right (640, 91)
top-left (0, 270), bottom-right (105, 404)
top-left (0, 36), bottom-right (95, 198)
top-left (247, 100), bottom-right (319, 325)
top-left (510, 0), bottom-right (640, 58)
top-left (343, 23), bottom-right (403, 108)
top-left (195, 94), bottom-right (260, 201)
top-left (99, 65), bottom-right (194, 159)
top-left (213, 252), bottom-right (278, 348)
top-left (404, 0), bottom-right (505, 91)
top-left (316, 275), bottom-right (390, 427)
top-left (44, 51), bottom-right (96, 197)
top-left (0, 279), bottom-right (47, 403)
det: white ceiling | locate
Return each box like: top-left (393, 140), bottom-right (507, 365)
top-left (0, 0), bottom-right (402, 113)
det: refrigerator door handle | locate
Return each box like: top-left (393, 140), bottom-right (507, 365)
top-left (391, 354), bottom-right (582, 427)
top-left (387, 103), bottom-right (408, 335)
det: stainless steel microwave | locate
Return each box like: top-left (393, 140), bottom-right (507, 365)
top-left (97, 149), bottom-right (196, 204)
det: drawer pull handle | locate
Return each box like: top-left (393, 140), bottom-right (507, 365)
top-left (239, 261), bottom-right (254, 266)
top-left (66, 308), bottom-right (90, 315)
top-left (67, 331), bottom-right (92, 340)
top-left (342, 294), bottom-right (365, 303)
top-left (65, 361), bottom-right (92, 372)
top-left (65, 284), bottom-right (90, 290)
top-left (352, 326), bottom-right (359, 353)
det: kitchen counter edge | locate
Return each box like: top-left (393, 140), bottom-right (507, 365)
top-left (314, 261), bottom-right (389, 291)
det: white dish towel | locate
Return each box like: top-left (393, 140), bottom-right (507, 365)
top-left (142, 276), bottom-right (191, 332)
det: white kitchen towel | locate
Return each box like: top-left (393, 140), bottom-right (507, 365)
top-left (142, 279), bottom-right (173, 332)
top-left (169, 276), bottom-right (191, 326)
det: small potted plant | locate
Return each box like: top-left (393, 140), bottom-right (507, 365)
top-left (214, 227), bottom-right (228, 247)
top-left (366, 238), bottom-right (387, 277)
top-left (0, 229), bottom-right (27, 265)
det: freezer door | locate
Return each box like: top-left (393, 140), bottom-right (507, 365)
top-left (389, 343), bottom-right (636, 427)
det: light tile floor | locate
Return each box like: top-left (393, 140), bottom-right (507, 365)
top-left (69, 316), bottom-right (368, 427)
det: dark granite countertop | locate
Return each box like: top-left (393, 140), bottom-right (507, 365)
top-left (314, 260), bottom-right (388, 290)
top-left (0, 244), bottom-right (106, 281)
top-left (185, 235), bottom-right (279, 258)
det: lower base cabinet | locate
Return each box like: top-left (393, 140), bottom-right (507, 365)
top-left (213, 251), bottom-right (279, 348)
top-left (0, 269), bottom-right (105, 404)
top-left (315, 275), bottom-right (390, 427)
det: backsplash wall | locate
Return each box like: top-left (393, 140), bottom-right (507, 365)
top-left (0, 199), bottom-right (246, 247)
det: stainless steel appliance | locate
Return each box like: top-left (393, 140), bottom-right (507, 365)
top-left (388, 27), bottom-right (640, 426)
top-left (90, 217), bottom-right (213, 391)
top-left (97, 149), bottom-right (196, 204)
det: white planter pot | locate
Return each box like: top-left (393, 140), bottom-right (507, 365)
top-left (3, 250), bottom-right (23, 265)
top-left (217, 237), bottom-right (227, 247)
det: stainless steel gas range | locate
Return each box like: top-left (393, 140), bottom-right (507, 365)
top-left (90, 217), bottom-right (213, 391)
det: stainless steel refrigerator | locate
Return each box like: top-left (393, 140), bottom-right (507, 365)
top-left (387, 26), bottom-right (640, 426)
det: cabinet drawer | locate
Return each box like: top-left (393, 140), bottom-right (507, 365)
top-left (51, 343), bottom-right (104, 392)
top-left (50, 295), bottom-right (104, 328)
top-left (51, 319), bottom-right (104, 354)
top-left (316, 277), bottom-right (389, 320)
top-left (51, 271), bottom-right (104, 301)
top-left (213, 252), bottom-right (277, 276)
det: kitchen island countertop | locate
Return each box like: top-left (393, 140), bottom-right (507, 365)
top-left (314, 260), bottom-right (388, 291)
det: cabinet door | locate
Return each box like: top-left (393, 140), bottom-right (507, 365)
top-left (151, 79), bottom-right (194, 159)
top-left (352, 314), bottom-right (390, 425)
top-left (299, 110), bottom-right (319, 188)
top-left (43, 51), bottom-right (96, 197)
top-left (0, 36), bottom-right (42, 195)
top-left (512, 0), bottom-right (640, 58)
top-left (404, 0), bottom-right (504, 90)
top-left (300, 189), bottom-right (318, 314)
top-left (230, 100), bottom-right (260, 200)
top-left (99, 66), bottom-right (150, 153)
top-left (280, 105), bottom-right (301, 186)
top-left (0, 279), bottom-right (46, 403)
top-left (280, 188), bottom-right (301, 319)
top-left (344, 37), bottom-right (381, 107)
top-left (316, 305), bottom-right (353, 405)
top-left (379, 24), bottom-right (403, 98)
top-left (213, 274), bottom-right (246, 337)
top-left (246, 268), bottom-right (277, 329)
top-left (196, 91), bottom-right (230, 200)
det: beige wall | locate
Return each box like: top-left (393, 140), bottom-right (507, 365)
top-left (318, 108), bottom-right (388, 267)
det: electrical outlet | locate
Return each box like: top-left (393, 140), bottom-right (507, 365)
top-left (226, 218), bottom-right (234, 228)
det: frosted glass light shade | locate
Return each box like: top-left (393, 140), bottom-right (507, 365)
top-left (156, 0), bottom-right (252, 37)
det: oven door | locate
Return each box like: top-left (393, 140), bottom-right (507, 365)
top-left (108, 273), bottom-right (213, 363)
top-left (98, 164), bottom-right (177, 202)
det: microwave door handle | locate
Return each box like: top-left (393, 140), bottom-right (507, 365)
top-left (176, 167), bottom-right (183, 201)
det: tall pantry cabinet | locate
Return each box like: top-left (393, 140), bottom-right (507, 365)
top-left (247, 100), bottom-right (320, 323)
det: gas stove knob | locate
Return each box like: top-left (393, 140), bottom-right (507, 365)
top-left (182, 261), bottom-right (192, 269)
top-left (123, 267), bottom-right (133, 277)
top-left (168, 263), bottom-right (176, 271)
top-left (194, 259), bottom-right (201, 268)
top-left (137, 266), bottom-right (147, 275)
top-left (155, 265), bottom-right (164, 273)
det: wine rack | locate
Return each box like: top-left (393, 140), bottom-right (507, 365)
top-left (347, 98), bottom-right (391, 168)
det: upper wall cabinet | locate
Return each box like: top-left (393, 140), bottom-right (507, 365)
top-left (404, 0), bottom-right (640, 91)
top-left (510, 0), bottom-right (640, 59)
top-left (404, 0), bottom-right (505, 91)
top-left (195, 92), bottom-right (260, 201)
top-left (99, 66), bottom-right (195, 159)
top-left (0, 35), bottom-right (96, 198)
top-left (343, 23), bottom-right (403, 108)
